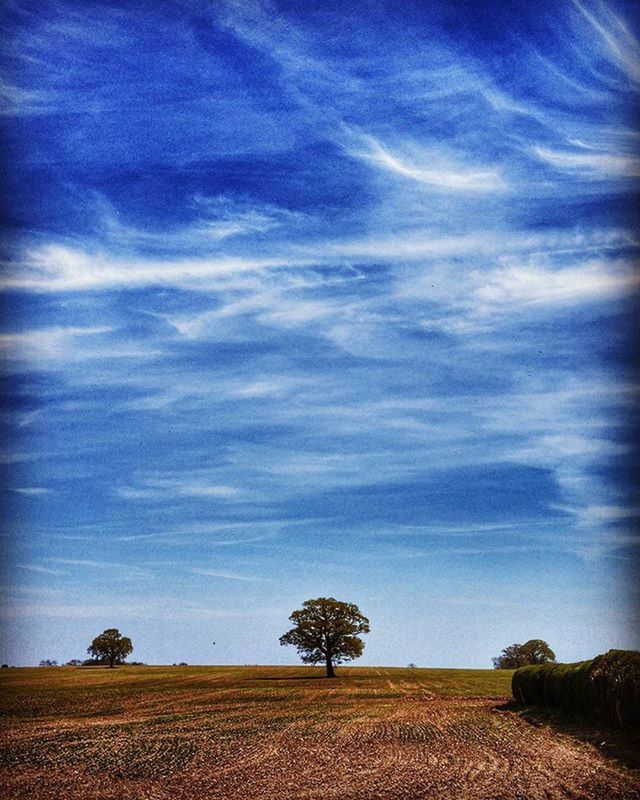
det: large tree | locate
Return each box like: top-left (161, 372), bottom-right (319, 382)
top-left (279, 597), bottom-right (370, 678)
top-left (87, 628), bottom-right (133, 668)
top-left (492, 639), bottom-right (555, 669)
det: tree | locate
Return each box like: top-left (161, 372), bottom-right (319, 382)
top-left (87, 628), bottom-right (133, 668)
top-left (39, 659), bottom-right (58, 667)
top-left (279, 597), bottom-right (370, 678)
top-left (492, 639), bottom-right (556, 669)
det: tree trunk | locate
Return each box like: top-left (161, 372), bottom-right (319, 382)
top-left (109, 656), bottom-right (115, 668)
top-left (325, 653), bottom-right (335, 678)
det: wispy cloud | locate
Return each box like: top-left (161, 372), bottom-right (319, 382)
top-left (572, 0), bottom-right (640, 83)
top-left (349, 133), bottom-right (507, 192)
top-left (0, 326), bottom-right (111, 358)
top-left (533, 145), bottom-right (640, 178)
top-left (399, 256), bottom-right (639, 333)
top-left (16, 564), bottom-right (66, 575)
top-left (2, 0), bottom-right (638, 666)
top-left (191, 568), bottom-right (262, 582)
top-left (0, 79), bottom-right (58, 116)
top-left (46, 558), bottom-right (149, 574)
top-left (1, 244), bottom-right (307, 293)
top-left (117, 475), bottom-right (242, 502)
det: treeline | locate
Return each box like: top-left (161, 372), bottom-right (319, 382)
top-left (39, 659), bottom-right (147, 667)
top-left (512, 649), bottom-right (640, 729)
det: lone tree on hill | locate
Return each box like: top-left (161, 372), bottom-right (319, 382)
top-left (88, 628), bottom-right (133, 668)
top-left (492, 639), bottom-right (555, 669)
top-left (279, 597), bottom-right (370, 678)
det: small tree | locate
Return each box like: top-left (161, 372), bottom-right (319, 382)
top-left (279, 597), bottom-right (370, 678)
top-left (39, 659), bottom-right (58, 667)
top-left (87, 628), bottom-right (133, 668)
top-left (493, 639), bottom-right (555, 669)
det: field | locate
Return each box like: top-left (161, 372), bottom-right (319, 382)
top-left (2, 665), bottom-right (639, 799)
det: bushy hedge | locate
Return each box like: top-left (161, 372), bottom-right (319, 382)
top-left (512, 649), bottom-right (640, 728)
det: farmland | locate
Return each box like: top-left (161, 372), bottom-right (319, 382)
top-left (2, 665), bottom-right (639, 799)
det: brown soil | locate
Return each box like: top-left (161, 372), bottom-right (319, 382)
top-left (2, 668), bottom-right (639, 799)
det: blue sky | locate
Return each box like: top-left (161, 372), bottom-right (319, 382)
top-left (1, 0), bottom-right (638, 668)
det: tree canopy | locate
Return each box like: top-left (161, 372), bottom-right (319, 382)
top-left (492, 639), bottom-right (556, 669)
top-left (87, 628), bottom-right (133, 668)
top-left (280, 597), bottom-right (370, 677)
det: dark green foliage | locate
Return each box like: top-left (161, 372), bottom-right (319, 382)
top-left (512, 649), bottom-right (640, 728)
top-left (493, 639), bottom-right (556, 669)
top-left (88, 629), bottom-right (133, 669)
top-left (280, 597), bottom-right (370, 677)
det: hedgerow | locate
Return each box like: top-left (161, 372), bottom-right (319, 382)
top-left (512, 649), bottom-right (640, 728)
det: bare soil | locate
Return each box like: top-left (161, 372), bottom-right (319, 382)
top-left (2, 665), bottom-right (638, 799)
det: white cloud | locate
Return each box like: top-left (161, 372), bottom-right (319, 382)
top-left (117, 474), bottom-right (242, 501)
top-left (0, 326), bottom-right (111, 360)
top-left (47, 558), bottom-right (148, 573)
top-left (180, 485), bottom-right (240, 498)
top-left (583, 504), bottom-right (640, 522)
top-left (0, 79), bottom-right (56, 116)
top-left (233, 379), bottom-right (297, 398)
top-left (2, 244), bottom-right (306, 293)
top-left (16, 564), bottom-right (65, 575)
top-left (350, 133), bottom-right (506, 191)
top-left (573, 0), bottom-right (640, 84)
top-left (11, 487), bottom-right (52, 496)
top-left (191, 568), bottom-right (262, 582)
top-left (472, 259), bottom-right (639, 308)
top-left (533, 146), bottom-right (640, 178)
top-left (331, 226), bottom-right (635, 263)
top-left (94, 194), bottom-right (305, 251)
top-left (401, 257), bottom-right (639, 331)
top-left (1, 598), bottom-right (285, 621)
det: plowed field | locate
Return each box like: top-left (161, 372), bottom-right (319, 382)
top-left (2, 665), bottom-right (639, 799)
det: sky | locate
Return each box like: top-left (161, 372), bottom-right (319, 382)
top-left (0, 0), bottom-right (638, 668)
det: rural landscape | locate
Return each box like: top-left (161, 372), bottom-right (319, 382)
top-left (2, 660), bottom-right (640, 800)
top-left (2, 0), bottom-right (640, 797)
top-left (2, 605), bottom-right (640, 799)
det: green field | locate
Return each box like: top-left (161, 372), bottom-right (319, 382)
top-left (2, 665), bottom-right (638, 799)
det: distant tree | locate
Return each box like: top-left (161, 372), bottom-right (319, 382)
top-left (39, 659), bottom-right (58, 667)
top-left (280, 597), bottom-right (370, 678)
top-left (407, 663), bottom-right (418, 669)
top-left (493, 639), bottom-right (556, 669)
top-left (87, 628), bottom-right (133, 668)
top-left (65, 659), bottom-right (82, 667)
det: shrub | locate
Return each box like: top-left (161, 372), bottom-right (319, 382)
top-left (589, 650), bottom-right (640, 728)
top-left (512, 649), bottom-right (640, 729)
